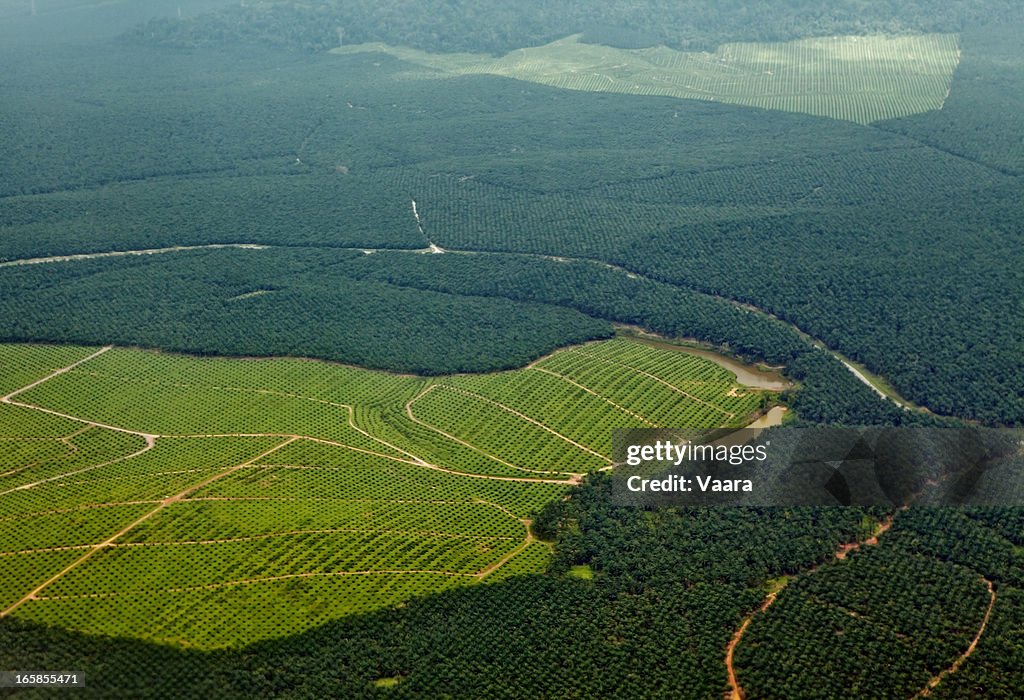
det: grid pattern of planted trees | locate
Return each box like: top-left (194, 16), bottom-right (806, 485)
top-left (0, 338), bottom-right (767, 648)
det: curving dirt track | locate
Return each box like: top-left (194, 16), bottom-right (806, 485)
top-left (724, 516), bottom-right (895, 699)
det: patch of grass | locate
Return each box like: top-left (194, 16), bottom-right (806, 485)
top-left (568, 564), bottom-right (594, 580)
top-left (372, 675), bottom-right (404, 688)
top-left (766, 575), bottom-right (790, 596)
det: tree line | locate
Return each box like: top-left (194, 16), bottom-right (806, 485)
top-left (127, 0), bottom-right (1024, 55)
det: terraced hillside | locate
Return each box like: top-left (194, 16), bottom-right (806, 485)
top-left (0, 338), bottom-right (773, 648)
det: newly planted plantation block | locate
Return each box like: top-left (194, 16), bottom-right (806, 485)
top-left (0, 338), bottom-right (779, 646)
top-left (533, 338), bottom-right (763, 429)
top-left (0, 439), bottom-right (73, 477)
top-left (0, 550), bottom-right (83, 610)
top-left (19, 369), bottom-right (361, 442)
top-left (0, 403), bottom-right (83, 439)
top-left (248, 440), bottom-right (567, 518)
top-left (0, 503), bottom-right (153, 552)
top-left (486, 541), bottom-right (555, 583)
top-left (15, 573), bottom-right (466, 649)
top-left (409, 384), bottom-right (609, 475)
top-left (0, 344), bottom-right (98, 396)
top-left (122, 500), bottom-right (525, 544)
top-left (0, 426), bottom-right (148, 495)
top-left (0, 436), bottom-right (282, 516)
top-left (335, 33), bottom-right (961, 124)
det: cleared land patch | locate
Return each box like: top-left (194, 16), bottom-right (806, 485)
top-left (0, 339), bottom-right (775, 647)
top-left (335, 33), bottom-right (960, 124)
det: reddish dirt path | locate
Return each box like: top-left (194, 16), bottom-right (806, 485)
top-left (725, 515), bottom-right (896, 699)
top-left (834, 517), bottom-right (894, 561)
top-left (725, 591), bottom-right (780, 699)
top-left (912, 577), bottom-right (996, 698)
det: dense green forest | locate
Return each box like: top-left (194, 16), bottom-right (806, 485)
top-left (880, 22), bottom-right (1024, 175)
top-left (0, 249), bottom-right (613, 375)
top-left (0, 246), bottom-right (922, 426)
top-left (127, 0), bottom-right (1024, 54)
top-left (739, 507), bottom-right (1024, 698)
top-left (0, 0), bottom-right (225, 45)
top-left (2, 477), bottom-right (1021, 698)
top-left (2, 32), bottom-right (1021, 422)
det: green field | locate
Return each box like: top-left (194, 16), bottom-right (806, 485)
top-left (336, 33), bottom-right (961, 124)
top-left (0, 338), bottom-right (770, 648)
